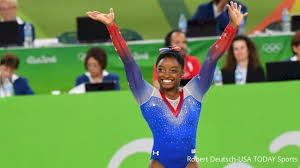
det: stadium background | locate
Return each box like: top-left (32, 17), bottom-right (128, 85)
top-left (17, 0), bottom-right (284, 39)
top-left (0, 1), bottom-right (300, 168)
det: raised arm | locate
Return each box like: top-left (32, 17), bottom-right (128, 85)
top-left (185, 1), bottom-right (248, 101)
top-left (87, 9), bottom-right (152, 105)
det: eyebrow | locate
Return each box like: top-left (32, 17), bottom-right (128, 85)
top-left (158, 65), bottom-right (180, 68)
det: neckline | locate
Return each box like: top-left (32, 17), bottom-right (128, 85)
top-left (166, 96), bottom-right (180, 102)
top-left (159, 89), bottom-right (184, 117)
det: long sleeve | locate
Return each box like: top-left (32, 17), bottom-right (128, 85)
top-left (24, 79), bottom-right (34, 95)
top-left (256, 67), bottom-right (266, 82)
top-left (216, 12), bottom-right (230, 34)
top-left (247, 66), bottom-right (266, 83)
top-left (185, 24), bottom-right (237, 101)
top-left (106, 24), bottom-right (152, 105)
top-left (13, 77), bottom-right (34, 95)
top-left (192, 2), bottom-right (214, 20)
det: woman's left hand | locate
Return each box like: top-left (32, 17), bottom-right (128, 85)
top-left (227, 1), bottom-right (248, 28)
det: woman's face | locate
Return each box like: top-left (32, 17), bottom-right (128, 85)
top-left (87, 57), bottom-right (102, 77)
top-left (233, 40), bottom-right (249, 63)
top-left (157, 57), bottom-right (184, 91)
top-left (170, 32), bottom-right (187, 56)
top-left (0, 65), bottom-right (15, 82)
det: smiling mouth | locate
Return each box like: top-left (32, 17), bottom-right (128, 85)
top-left (161, 79), bottom-right (174, 84)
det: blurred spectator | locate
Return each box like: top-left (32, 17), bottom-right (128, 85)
top-left (286, 30), bottom-right (300, 61)
top-left (152, 29), bottom-right (201, 89)
top-left (0, 0), bottom-right (35, 45)
top-left (192, 0), bottom-right (247, 34)
top-left (0, 53), bottom-right (34, 96)
top-left (221, 35), bottom-right (265, 84)
top-left (70, 47), bottom-right (120, 94)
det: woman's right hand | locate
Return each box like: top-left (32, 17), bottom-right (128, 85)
top-left (86, 8), bottom-right (115, 26)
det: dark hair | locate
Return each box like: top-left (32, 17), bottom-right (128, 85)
top-left (84, 47), bottom-right (107, 69)
top-left (164, 29), bottom-right (183, 47)
top-left (0, 53), bottom-right (19, 70)
top-left (213, 0), bottom-right (221, 4)
top-left (155, 49), bottom-right (184, 69)
top-left (291, 31), bottom-right (300, 55)
top-left (223, 35), bottom-right (262, 71)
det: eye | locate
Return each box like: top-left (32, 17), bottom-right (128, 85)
top-left (158, 68), bottom-right (165, 73)
top-left (170, 69), bottom-right (178, 73)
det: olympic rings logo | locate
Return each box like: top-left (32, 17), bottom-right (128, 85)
top-left (262, 43), bottom-right (284, 54)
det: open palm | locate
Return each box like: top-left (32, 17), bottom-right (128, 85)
top-left (227, 1), bottom-right (248, 28)
top-left (86, 8), bottom-right (115, 26)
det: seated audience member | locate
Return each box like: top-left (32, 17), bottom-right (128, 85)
top-left (0, 53), bottom-right (34, 96)
top-left (192, 0), bottom-right (247, 34)
top-left (286, 30), bottom-right (300, 61)
top-left (71, 47), bottom-right (120, 94)
top-left (221, 35), bottom-right (265, 84)
top-left (0, 0), bottom-right (35, 45)
top-left (153, 29), bottom-right (201, 89)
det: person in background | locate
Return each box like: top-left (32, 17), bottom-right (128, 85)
top-left (0, 53), bottom-right (34, 96)
top-left (192, 0), bottom-right (247, 34)
top-left (75, 47), bottom-right (120, 90)
top-left (152, 29), bottom-right (201, 89)
top-left (286, 30), bottom-right (300, 61)
top-left (0, 0), bottom-right (35, 45)
top-left (221, 35), bottom-right (265, 84)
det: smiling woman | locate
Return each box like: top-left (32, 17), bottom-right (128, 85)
top-left (86, 1), bottom-right (247, 168)
top-left (156, 48), bottom-right (184, 97)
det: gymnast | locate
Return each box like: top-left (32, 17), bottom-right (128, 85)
top-left (87, 2), bottom-right (247, 167)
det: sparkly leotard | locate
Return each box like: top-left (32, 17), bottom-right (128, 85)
top-left (107, 23), bottom-right (236, 168)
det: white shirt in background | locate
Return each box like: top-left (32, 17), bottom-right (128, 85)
top-left (290, 56), bottom-right (299, 62)
top-left (213, 3), bottom-right (227, 18)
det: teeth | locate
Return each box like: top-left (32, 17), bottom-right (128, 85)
top-left (163, 80), bottom-right (172, 83)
